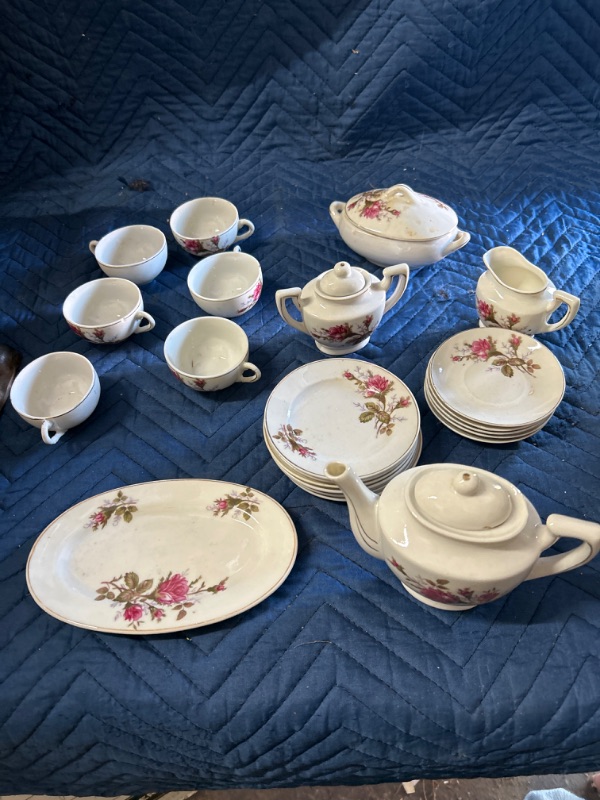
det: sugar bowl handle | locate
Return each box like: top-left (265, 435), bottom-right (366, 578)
top-left (381, 263), bottom-right (410, 314)
top-left (275, 288), bottom-right (308, 334)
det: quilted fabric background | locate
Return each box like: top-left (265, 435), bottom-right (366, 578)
top-left (1, 0), bottom-right (599, 794)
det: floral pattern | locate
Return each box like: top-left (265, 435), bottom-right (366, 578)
top-left (272, 424), bottom-right (317, 460)
top-left (310, 314), bottom-right (374, 347)
top-left (238, 280), bottom-right (263, 314)
top-left (180, 235), bottom-right (221, 256)
top-left (207, 487), bottom-right (262, 521)
top-left (451, 334), bottom-right (541, 378)
top-left (347, 189), bottom-right (402, 222)
top-left (68, 323), bottom-right (106, 342)
top-left (95, 570), bottom-right (228, 629)
top-left (343, 366), bottom-right (411, 437)
top-left (477, 299), bottom-right (521, 330)
top-left (389, 558), bottom-right (500, 606)
top-left (193, 378), bottom-right (206, 390)
top-left (85, 490), bottom-right (138, 531)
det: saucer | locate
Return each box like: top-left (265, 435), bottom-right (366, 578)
top-left (429, 328), bottom-right (564, 427)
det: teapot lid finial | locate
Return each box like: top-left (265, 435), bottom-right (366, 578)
top-left (317, 261), bottom-right (366, 297)
top-left (405, 465), bottom-right (528, 542)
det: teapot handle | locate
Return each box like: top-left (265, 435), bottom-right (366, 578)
top-left (525, 514), bottom-right (600, 581)
top-left (381, 263), bottom-right (410, 314)
top-left (541, 291), bottom-right (580, 333)
top-left (275, 288), bottom-right (308, 334)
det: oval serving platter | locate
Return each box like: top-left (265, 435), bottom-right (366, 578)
top-left (26, 479), bottom-right (297, 634)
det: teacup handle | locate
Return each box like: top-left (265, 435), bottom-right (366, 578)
top-left (275, 288), bottom-right (308, 334)
top-left (41, 420), bottom-right (64, 445)
top-left (238, 362), bottom-right (261, 383)
top-left (526, 514), bottom-right (600, 580)
top-left (542, 291), bottom-right (580, 333)
top-left (134, 310), bottom-right (156, 333)
top-left (234, 219), bottom-right (254, 243)
top-left (89, 240), bottom-right (98, 255)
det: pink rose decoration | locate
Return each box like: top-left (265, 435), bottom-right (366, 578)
top-left (123, 604), bottom-right (144, 622)
top-left (361, 201), bottom-right (382, 219)
top-left (365, 374), bottom-right (390, 394)
top-left (510, 334), bottom-right (522, 349)
top-left (477, 300), bottom-right (492, 318)
top-left (477, 590), bottom-right (500, 603)
top-left (216, 499), bottom-right (228, 510)
top-left (452, 355), bottom-right (461, 361)
top-left (418, 586), bottom-right (459, 604)
top-left (470, 338), bottom-right (492, 359)
top-left (343, 371), bottom-right (353, 379)
top-left (156, 574), bottom-right (189, 605)
top-left (325, 323), bottom-right (352, 341)
top-left (153, 609), bottom-right (165, 620)
top-left (398, 397), bottom-right (411, 408)
top-left (252, 281), bottom-right (263, 302)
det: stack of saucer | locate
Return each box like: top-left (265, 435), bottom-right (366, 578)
top-left (264, 359), bottom-right (422, 501)
top-left (425, 328), bottom-right (565, 443)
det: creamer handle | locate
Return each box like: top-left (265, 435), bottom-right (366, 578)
top-left (381, 264), bottom-right (410, 314)
top-left (525, 514), bottom-right (600, 580)
top-left (275, 288), bottom-right (308, 334)
top-left (541, 291), bottom-right (580, 333)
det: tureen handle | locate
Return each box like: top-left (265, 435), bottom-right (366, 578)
top-left (275, 288), bottom-right (308, 334)
top-left (380, 263), bottom-right (410, 314)
top-left (525, 515), bottom-right (600, 581)
top-left (329, 202), bottom-right (345, 229)
top-left (441, 229), bottom-right (471, 257)
top-left (381, 184), bottom-right (420, 204)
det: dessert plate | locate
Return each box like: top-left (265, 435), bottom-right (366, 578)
top-left (430, 329), bottom-right (564, 426)
top-left (27, 480), bottom-right (297, 634)
top-left (265, 359), bottom-right (420, 479)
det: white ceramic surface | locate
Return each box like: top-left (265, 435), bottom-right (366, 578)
top-left (188, 248), bottom-right (263, 317)
top-left (275, 261), bottom-right (409, 355)
top-left (26, 479), bottom-right (297, 633)
top-left (10, 352), bottom-right (100, 444)
top-left (164, 317), bottom-right (261, 391)
top-left (429, 328), bottom-right (564, 427)
top-left (326, 461), bottom-right (600, 611)
top-left (329, 184), bottom-right (470, 268)
top-left (63, 278), bottom-right (155, 343)
top-left (264, 359), bottom-right (420, 479)
top-left (170, 197), bottom-right (254, 257)
top-left (89, 225), bottom-right (167, 284)
top-left (476, 246), bottom-right (580, 335)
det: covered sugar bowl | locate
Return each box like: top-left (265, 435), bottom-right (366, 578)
top-left (330, 184), bottom-right (470, 268)
top-left (275, 260), bottom-right (409, 355)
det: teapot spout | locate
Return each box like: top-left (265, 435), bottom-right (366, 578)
top-left (325, 462), bottom-right (383, 559)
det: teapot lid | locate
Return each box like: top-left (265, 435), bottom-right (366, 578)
top-left (316, 261), bottom-right (366, 297)
top-left (405, 464), bottom-right (528, 543)
top-left (344, 184), bottom-right (458, 241)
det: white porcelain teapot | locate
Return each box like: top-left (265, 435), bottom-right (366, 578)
top-left (325, 461), bottom-right (600, 611)
top-left (275, 261), bottom-right (409, 355)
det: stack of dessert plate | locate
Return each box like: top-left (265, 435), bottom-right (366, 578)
top-left (263, 359), bottom-right (421, 501)
top-left (425, 327), bottom-right (565, 443)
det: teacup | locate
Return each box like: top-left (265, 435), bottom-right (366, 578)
top-left (164, 317), bottom-right (261, 391)
top-left (89, 225), bottom-right (167, 285)
top-left (63, 278), bottom-right (155, 343)
top-left (170, 198), bottom-right (254, 257)
top-left (187, 247), bottom-right (263, 318)
top-left (10, 352), bottom-right (101, 445)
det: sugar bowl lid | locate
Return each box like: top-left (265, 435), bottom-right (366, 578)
top-left (404, 464), bottom-right (529, 543)
top-left (316, 261), bottom-right (366, 297)
top-left (344, 184), bottom-right (458, 241)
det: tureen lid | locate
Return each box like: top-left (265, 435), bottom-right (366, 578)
top-left (405, 464), bottom-right (528, 543)
top-left (316, 261), bottom-right (366, 297)
top-left (344, 184), bottom-right (458, 241)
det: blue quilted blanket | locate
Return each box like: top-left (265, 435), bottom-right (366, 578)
top-left (1, 0), bottom-right (599, 793)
